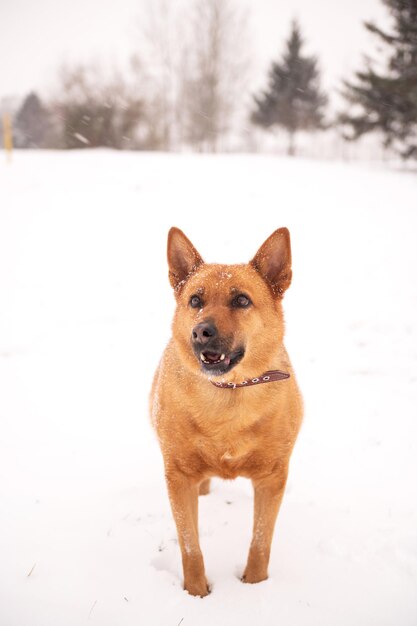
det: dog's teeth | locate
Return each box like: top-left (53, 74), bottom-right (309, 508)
top-left (220, 354), bottom-right (225, 361)
top-left (200, 353), bottom-right (205, 361)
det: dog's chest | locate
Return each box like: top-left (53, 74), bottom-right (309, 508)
top-left (194, 431), bottom-right (273, 479)
top-left (217, 449), bottom-right (253, 479)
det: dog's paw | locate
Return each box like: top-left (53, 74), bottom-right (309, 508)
top-left (241, 569), bottom-right (268, 585)
top-left (184, 578), bottom-right (211, 597)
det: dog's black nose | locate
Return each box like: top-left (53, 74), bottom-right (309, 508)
top-left (192, 322), bottom-right (217, 345)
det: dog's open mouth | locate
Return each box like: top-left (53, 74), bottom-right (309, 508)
top-left (198, 348), bottom-right (244, 375)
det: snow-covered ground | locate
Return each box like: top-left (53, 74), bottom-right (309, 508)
top-left (0, 150), bottom-right (416, 626)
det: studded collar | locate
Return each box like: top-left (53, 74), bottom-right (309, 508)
top-left (210, 369), bottom-right (290, 389)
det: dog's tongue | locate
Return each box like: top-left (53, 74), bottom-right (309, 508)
top-left (204, 352), bottom-right (231, 366)
top-left (205, 352), bottom-right (221, 363)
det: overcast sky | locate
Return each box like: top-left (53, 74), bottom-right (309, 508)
top-left (1, 0), bottom-right (388, 104)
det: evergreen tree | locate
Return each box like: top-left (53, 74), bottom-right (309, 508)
top-left (340, 0), bottom-right (417, 159)
top-left (14, 92), bottom-right (53, 148)
top-left (251, 20), bottom-right (327, 155)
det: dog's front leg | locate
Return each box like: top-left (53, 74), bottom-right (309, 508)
top-left (242, 468), bottom-right (288, 584)
top-left (165, 470), bottom-right (209, 597)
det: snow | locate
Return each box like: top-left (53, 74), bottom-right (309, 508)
top-left (73, 133), bottom-right (90, 145)
top-left (0, 150), bottom-right (416, 625)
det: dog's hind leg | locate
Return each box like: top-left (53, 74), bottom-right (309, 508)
top-left (242, 467), bottom-right (288, 584)
top-left (199, 478), bottom-right (211, 496)
top-left (165, 470), bottom-right (210, 597)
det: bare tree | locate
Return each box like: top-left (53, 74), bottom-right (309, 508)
top-left (132, 0), bottom-right (186, 151)
top-left (52, 63), bottom-right (144, 149)
top-left (133, 0), bottom-right (251, 152)
top-left (180, 0), bottom-right (251, 152)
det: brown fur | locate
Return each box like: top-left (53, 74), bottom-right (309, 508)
top-left (150, 227), bottom-right (303, 597)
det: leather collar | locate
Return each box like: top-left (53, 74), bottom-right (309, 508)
top-left (210, 369), bottom-right (290, 389)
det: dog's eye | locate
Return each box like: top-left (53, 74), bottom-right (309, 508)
top-left (190, 295), bottom-right (202, 308)
top-left (232, 294), bottom-right (251, 308)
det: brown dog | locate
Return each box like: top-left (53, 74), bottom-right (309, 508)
top-left (151, 227), bottom-right (303, 597)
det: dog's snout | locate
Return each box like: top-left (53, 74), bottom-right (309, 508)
top-left (192, 322), bottom-right (217, 345)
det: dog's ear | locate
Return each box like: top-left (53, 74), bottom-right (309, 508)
top-left (250, 228), bottom-right (292, 297)
top-left (167, 227), bottom-right (204, 290)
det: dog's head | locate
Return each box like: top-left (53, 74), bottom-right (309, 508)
top-left (167, 227), bottom-right (292, 381)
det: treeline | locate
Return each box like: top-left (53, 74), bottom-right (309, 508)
top-left (10, 0), bottom-right (251, 153)
top-left (5, 0), bottom-right (417, 159)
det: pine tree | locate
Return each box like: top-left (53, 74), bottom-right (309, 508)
top-left (14, 92), bottom-right (53, 148)
top-left (251, 20), bottom-right (327, 156)
top-left (340, 0), bottom-right (417, 159)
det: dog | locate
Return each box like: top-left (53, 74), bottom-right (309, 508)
top-left (150, 227), bottom-right (303, 597)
